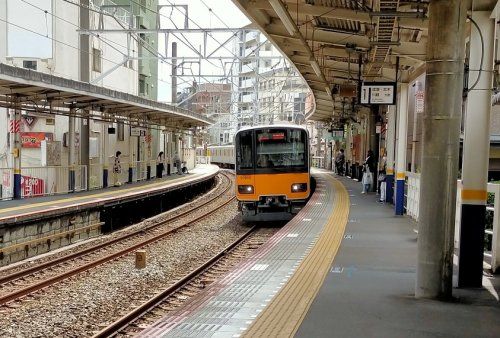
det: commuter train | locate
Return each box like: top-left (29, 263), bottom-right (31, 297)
top-left (200, 125), bottom-right (311, 221)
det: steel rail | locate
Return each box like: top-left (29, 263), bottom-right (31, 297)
top-left (92, 226), bottom-right (256, 338)
top-left (0, 173), bottom-right (231, 285)
top-left (0, 174), bottom-right (235, 306)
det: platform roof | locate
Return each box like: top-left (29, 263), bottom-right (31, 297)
top-left (232, 0), bottom-right (429, 122)
top-left (0, 64), bottom-right (212, 129)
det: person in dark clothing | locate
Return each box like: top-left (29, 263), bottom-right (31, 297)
top-left (156, 151), bottom-right (164, 178)
top-left (335, 149), bottom-right (345, 175)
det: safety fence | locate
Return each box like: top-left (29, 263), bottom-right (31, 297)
top-left (404, 172), bottom-right (500, 273)
top-left (20, 165), bottom-right (87, 197)
top-left (311, 156), bottom-right (325, 169)
top-left (89, 163), bottom-right (104, 190)
top-left (196, 156), bottom-right (211, 165)
top-left (0, 167), bottom-right (14, 200)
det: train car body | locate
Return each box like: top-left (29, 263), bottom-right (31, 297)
top-left (234, 124), bottom-right (311, 221)
top-left (207, 145), bottom-right (235, 168)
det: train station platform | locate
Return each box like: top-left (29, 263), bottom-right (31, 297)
top-left (0, 164), bottom-right (219, 226)
top-left (138, 170), bottom-right (500, 338)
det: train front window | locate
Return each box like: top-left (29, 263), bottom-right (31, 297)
top-left (256, 129), bottom-right (306, 170)
top-left (236, 130), bottom-right (253, 170)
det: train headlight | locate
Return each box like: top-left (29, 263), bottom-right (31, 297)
top-left (291, 183), bottom-right (308, 192)
top-left (238, 185), bottom-right (254, 194)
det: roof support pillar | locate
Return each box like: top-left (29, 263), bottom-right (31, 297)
top-left (11, 98), bottom-right (22, 199)
top-left (395, 83), bottom-right (409, 215)
top-left (459, 10), bottom-right (495, 287)
top-left (385, 104), bottom-right (396, 203)
top-left (416, 0), bottom-right (469, 299)
top-left (68, 108), bottom-right (76, 193)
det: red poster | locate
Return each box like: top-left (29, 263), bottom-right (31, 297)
top-left (20, 132), bottom-right (53, 148)
top-left (21, 175), bottom-right (45, 197)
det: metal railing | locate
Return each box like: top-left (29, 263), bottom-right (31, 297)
top-left (20, 165), bottom-right (87, 197)
top-left (403, 173), bottom-right (500, 272)
top-left (196, 156), bottom-right (211, 165)
top-left (89, 163), bottom-right (104, 190)
top-left (486, 183), bottom-right (500, 272)
top-left (405, 172), bottom-right (420, 221)
top-left (135, 161), bottom-right (148, 181)
top-left (311, 156), bottom-right (325, 169)
top-left (0, 167), bottom-right (13, 200)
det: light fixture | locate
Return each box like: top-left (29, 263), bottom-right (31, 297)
top-left (310, 59), bottom-right (322, 77)
top-left (269, 0), bottom-right (297, 36)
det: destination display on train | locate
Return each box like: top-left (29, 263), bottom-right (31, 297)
top-left (258, 132), bottom-right (285, 141)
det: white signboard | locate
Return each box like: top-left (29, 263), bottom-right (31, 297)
top-left (415, 90), bottom-right (425, 114)
top-left (360, 83), bottom-right (396, 105)
top-left (130, 126), bottom-right (146, 137)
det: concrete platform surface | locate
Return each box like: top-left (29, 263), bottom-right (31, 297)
top-left (296, 175), bottom-right (500, 338)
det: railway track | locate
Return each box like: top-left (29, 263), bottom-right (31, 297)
top-left (0, 172), bottom-right (235, 306)
top-left (93, 227), bottom-right (278, 338)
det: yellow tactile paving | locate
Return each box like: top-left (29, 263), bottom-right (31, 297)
top-left (243, 175), bottom-right (349, 338)
top-left (0, 174), bottom-right (198, 215)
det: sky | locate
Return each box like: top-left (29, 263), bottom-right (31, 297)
top-left (4, 0), bottom-right (255, 101)
top-left (7, 0), bottom-right (53, 58)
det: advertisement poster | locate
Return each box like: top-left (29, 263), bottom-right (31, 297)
top-left (21, 175), bottom-right (45, 197)
top-left (20, 132), bottom-right (54, 148)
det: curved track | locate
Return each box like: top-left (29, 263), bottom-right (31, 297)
top-left (0, 172), bottom-right (235, 306)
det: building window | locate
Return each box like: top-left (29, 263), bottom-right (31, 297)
top-left (264, 42), bottom-right (272, 51)
top-left (92, 48), bottom-right (102, 72)
top-left (139, 75), bottom-right (146, 96)
top-left (23, 60), bottom-right (37, 70)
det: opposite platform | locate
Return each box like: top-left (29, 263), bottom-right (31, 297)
top-left (0, 165), bottom-right (218, 225)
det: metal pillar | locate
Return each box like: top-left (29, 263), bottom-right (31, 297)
top-left (102, 118), bottom-right (109, 188)
top-left (395, 83), bottom-right (409, 215)
top-left (386, 105), bottom-right (396, 203)
top-left (10, 102), bottom-right (21, 199)
top-left (171, 42), bottom-right (178, 104)
top-left (68, 109), bottom-right (76, 192)
top-left (80, 112), bottom-right (89, 190)
top-left (128, 129), bottom-right (134, 183)
top-left (459, 11), bottom-right (495, 287)
top-left (416, 0), bottom-right (469, 299)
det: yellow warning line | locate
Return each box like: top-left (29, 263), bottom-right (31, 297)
top-left (0, 174), bottom-right (200, 215)
top-left (243, 175), bottom-right (349, 338)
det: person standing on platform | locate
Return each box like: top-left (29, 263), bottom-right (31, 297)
top-left (156, 151), bottom-right (165, 178)
top-left (335, 149), bottom-right (345, 175)
top-left (361, 150), bottom-right (375, 194)
top-left (113, 151), bottom-right (122, 187)
top-left (378, 151), bottom-right (387, 202)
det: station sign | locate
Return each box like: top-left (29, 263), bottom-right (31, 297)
top-left (360, 82), bottom-right (396, 105)
top-left (130, 126), bottom-right (147, 137)
top-left (20, 132), bottom-right (54, 148)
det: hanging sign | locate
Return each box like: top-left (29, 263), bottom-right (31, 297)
top-left (360, 82), bottom-right (397, 105)
top-left (23, 116), bottom-right (37, 128)
top-left (415, 90), bottom-right (424, 114)
top-left (130, 126), bottom-right (146, 136)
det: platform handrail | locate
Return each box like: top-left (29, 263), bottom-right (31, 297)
top-left (0, 167), bottom-right (14, 200)
top-left (20, 165), bottom-right (87, 197)
top-left (196, 156), bottom-right (211, 165)
top-left (487, 182), bottom-right (500, 273)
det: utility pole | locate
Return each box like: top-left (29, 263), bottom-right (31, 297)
top-left (416, 0), bottom-right (469, 299)
top-left (171, 42), bottom-right (177, 104)
top-left (80, 0), bottom-right (90, 189)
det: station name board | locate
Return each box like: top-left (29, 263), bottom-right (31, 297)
top-left (360, 82), bottom-right (397, 105)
